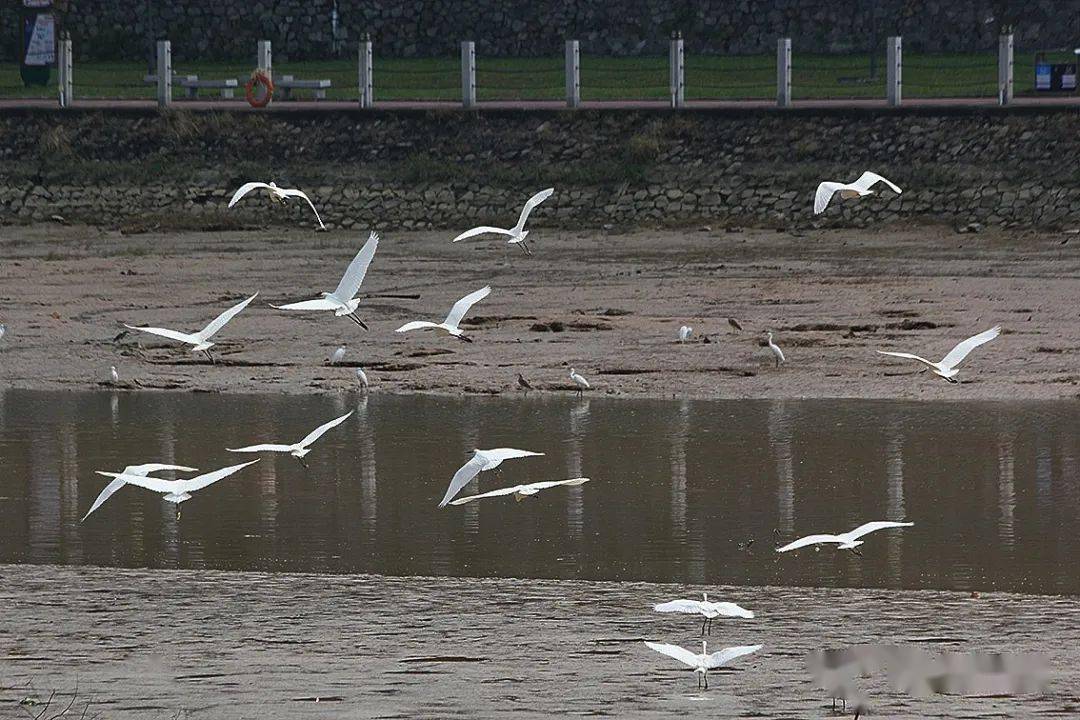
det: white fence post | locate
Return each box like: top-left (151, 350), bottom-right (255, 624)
top-left (776, 38), bottom-right (791, 107)
top-left (358, 35), bottom-right (373, 108)
top-left (998, 33), bottom-right (1013, 105)
top-left (669, 32), bottom-right (684, 108)
top-left (258, 40), bottom-right (273, 79)
top-left (461, 41), bottom-right (476, 108)
top-left (565, 39), bottom-right (580, 108)
top-left (886, 36), bottom-right (902, 106)
top-left (58, 34), bottom-right (73, 108)
top-left (156, 40), bottom-right (172, 107)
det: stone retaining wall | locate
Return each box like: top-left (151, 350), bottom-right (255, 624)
top-left (1, 108), bottom-right (1076, 230)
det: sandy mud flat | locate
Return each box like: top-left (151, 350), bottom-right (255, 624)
top-left (0, 223), bottom-right (1077, 400)
top-left (1, 563), bottom-right (1077, 719)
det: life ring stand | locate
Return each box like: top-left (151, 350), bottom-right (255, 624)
top-left (245, 69), bottom-right (274, 108)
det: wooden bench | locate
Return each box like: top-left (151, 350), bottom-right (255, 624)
top-left (143, 74), bottom-right (238, 99)
top-left (277, 75), bottom-right (331, 100)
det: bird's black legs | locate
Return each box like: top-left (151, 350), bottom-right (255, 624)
top-left (347, 313), bottom-right (368, 330)
top-left (700, 618), bottom-right (708, 636)
top-left (519, 241), bottom-right (532, 256)
top-left (774, 357), bottom-right (780, 368)
top-left (297, 457), bottom-right (309, 469)
top-left (703, 672), bottom-right (708, 690)
top-left (852, 548), bottom-right (863, 557)
top-left (176, 508), bottom-right (181, 520)
top-left (707, 619), bottom-right (713, 636)
top-left (458, 334), bottom-right (473, 343)
top-left (203, 350), bottom-right (215, 364)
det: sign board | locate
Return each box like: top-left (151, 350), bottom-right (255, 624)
top-left (23, 12), bottom-right (55, 66)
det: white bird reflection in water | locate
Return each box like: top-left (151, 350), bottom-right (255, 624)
top-left (565, 398), bottom-right (591, 541)
top-left (884, 422), bottom-right (906, 585)
top-left (59, 422), bottom-right (82, 564)
top-left (1034, 441), bottom-right (1053, 517)
top-left (998, 433), bottom-right (1016, 548)
top-left (28, 423), bottom-right (60, 563)
top-left (357, 396), bottom-right (377, 540)
top-left (767, 401), bottom-right (795, 535)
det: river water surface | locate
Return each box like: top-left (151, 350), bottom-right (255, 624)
top-left (1, 390), bottom-right (1077, 594)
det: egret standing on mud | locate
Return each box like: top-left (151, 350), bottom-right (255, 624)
top-left (124, 292), bottom-right (258, 364)
top-left (570, 368), bottom-right (590, 397)
top-left (356, 367), bottom-right (369, 391)
top-left (271, 231), bottom-right (379, 328)
top-left (228, 181), bottom-right (326, 230)
top-left (451, 188), bottom-right (554, 255)
top-left (678, 326), bottom-right (693, 342)
top-left (767, 332), bottom-right (785, 368)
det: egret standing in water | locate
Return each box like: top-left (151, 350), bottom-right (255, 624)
top-left (356, 367), bottom-right (369, 392)
top-left (227, 411), bottom-right (354, 468)
top-left (271, 232), bottom-right (379, 328)
top-left (228, 181), bottom-right (326, 230)
top-left (569, 368), bottom-right (590, 397)
top-left (644, 641), bottom-right (763, 689)
top-left (767, 332), bottom-right (785, 368)
top-left (451, 188), bottom-right (554, 255)
top-left (876, 326), bottom-right (1001, 383)
top-left (653, 593), bottom-right (755, 636)
top-left (124, 292), bottom-right (258, 364)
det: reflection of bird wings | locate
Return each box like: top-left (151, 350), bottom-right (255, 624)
top-left (705, 644), bottom-right (763, 669)
top-left (644, 641), bottom-right (700, 668)
top-left (514, 187), bottom-right (554, 231)
top-left (228, 182), bottom-right (271, 208)
top-left (452, 226), bottom-right (514, 243)
top-left (653, 599), bottom-right (707, 614)
top-left (845, 520), bottom-right (913, 541)
top-left (396, 321), bottom-right (440, 333)
top-left (439, 454), bottom-right (488, 508)
top-left (278, 188), bottom-right (325, 229)
top-left (775, 534), bottom-right (842, 552)
top-left (448, 477), bottom-right (588, 505)
top-left (444, 286), bottom-right (491, 328)
top-left (227, 444), bottom-right (294, 453)
top-left (298, 411), bottom-right (353, 448)
top-left (198, 293), bottom-right (258, 340)
top-left (123, 325), bottom-right (199, 345)
top-left (938, 326), bottom-right (1001, 370)
top-left (271, 298), bottom-right (340, 311)
top-left (852, 171), bottom-right (902, 195)
top-left (332, 232), bottom-right (379, 300)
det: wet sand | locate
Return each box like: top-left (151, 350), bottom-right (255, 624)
top-left (0, 223), bottom-right (1077, 400)
top-left (0, 563), bottom-right (1076, 719)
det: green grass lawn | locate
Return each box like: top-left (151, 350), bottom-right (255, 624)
top-left (0, 52), bottom-right (1072, 102)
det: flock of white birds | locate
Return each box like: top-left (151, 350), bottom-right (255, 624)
top-left (62, 169), bottom-right (1005, 691)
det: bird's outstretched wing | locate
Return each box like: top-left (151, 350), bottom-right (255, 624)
top-left (709, 602), bottom-right (754, 618)
top-left (332, 232), bottom-right (379, 300)
top-left (124, 324), bottom-right (199, 345)
top-left (705, 644), bottom-right (763, 669)
top-left (179, 460), bottom-right (259, 493)
top-left (852, 171), bottom-right (902, 196)
top-left (514, 187), bottom-right (554, 231)
top-left (814, 182), bottom-right (845, 214)
top-left (279, 188), bottom-right (325, 229)
top-left (228, 182), bottom-right (271, 208)
top-left (644, 641), bottom-right (700, 668)
top-left (226, 444), bottom-right (294, 453)
top-left (876, 350), bottom-right (937, 369)
top-left (938, 326), bottom-right (1001, 371)
top-left (395, 320), bottom-right (440, 333)
top-left (448, 484), bottom-right (525, 505)
top-left (449, 477), bottom-right (588, 505)
top-left (82, 462), bottom-right (200, 522)
top-left (451, 226), bottom-right (515, 243)
top-left (82, 478), bottom-right (128, 521)
top-left (776, 534), bottom-right (841, 552)
top-left (653, 599), bottom-right (707, 614)
top-left (270, 299), bottom-right (341, 311)
top-left (444, 286), bottom-right (492, 329)
top-left (438, 454), bottom-right (488, 508)
top-left (480, 448), bottom-right (544, 467)
top-left (298, 411), bottom-right (354, 449)
top-left (522, 477), bottom-right (589, 492)
top-left (198, 293), bottom-right (258, 341)
top-left (94, 471), bottom-right (177, 494)
top-left (846, 520), bottom-right (914, 541)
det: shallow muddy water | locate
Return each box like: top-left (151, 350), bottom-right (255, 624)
top-left (1, 390), bottom-right (1077, 594)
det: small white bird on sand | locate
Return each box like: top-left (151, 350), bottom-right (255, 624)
top-left (329, 346), bottom-right (346, 365)
top-left (0, 324), bottom-right (6, 342)
top-left (451, 188), bottom-right (554, 255)
top-left (439, 448), bottom-right (545, 508)
top-left (356, 367), bottom-right (369, 391)
top-left (125, 293), bottom-right (258, 363)
top-left (228, 181), bottom-right (326, 230)
top-left (95, 460), bottom-right (259, 518)
top-left (82, 463), bottom-right (199, 522)
top-left (877, 326), bottom-right (1001, 383)
top-left (271, 231), bottom-right (378, 328)
top-left (766, 331), bottom-right (785, 367)
top-left (449, 477), bottom-right (590, 505)
top-left (814, 171), bottom-right (902, 215)
top-left (776, 521), bottom-right (914, 554)
top-left (644, 641), bottom-right (763, 689)
top-left (109, 366), bottom-right (119, 384)
top-left (678, 326), bottom-right (693, 342)
top-left (569, 368), bottom-right (590, 396)
top-left (653, 593), bottom-right (754, 636)
top-left (395, 286), bottom-right (490, 342)
top-left (227, 411), bottom-right (353, 468)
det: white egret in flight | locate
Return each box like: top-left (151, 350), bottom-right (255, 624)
top-left (82, 463), bottom-right (199, 522)
top-left (776, 521), bottom-right (914, 554)
top-left (449, 477), bottom-right (590, 505)
top-left (438, 448), bottom-right (544, 508)
top-left (228, 181), bottom-right (326, 230)
top-left (227, 411), bottom-right (353, 468)
top-left (395, 286), bottom-right (490, 342)
top-left (451, 188), bottom-right (554, 255)
top-left (644, 641), bottom-right (763, 689)
top-left (124, 292), bottom-right (258, 363)
top-left (814, 171), bottom-right (902, 215)
top-left (569, 368), bottom-right (590, 396)
top-left (767, 331), bottom-right (785, 367)
top-left (271, 231), bottom-right (378, 328)
top-left (877, 326), bottom-right (1001, 383)
top-left (653, 593), bottom-right (754, 636)
top-left (94, 460), bottom-right (259, 518)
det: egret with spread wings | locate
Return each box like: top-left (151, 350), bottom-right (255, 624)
top-left (94, 460), bottom-right (260, 518)
top-left (814, 171), bottom-right (902, 214)
top-left (877, 326), bottom-right (1000, 383)
top-left (82, 463), bottom-right (199, 522)
top-left (395, 286), bottom-right (491, 342)
top-left (776, 521), bottom-right (914, 553)
top-left (653, 592), bottom-right (754, 636)
top-left (438, 448), bottom-right (544, 508)
top-left (124, 292), bottom-right (258, 363)
top-left (644, 641), bottom-right (763, 689)
top-left (451, 188), bottom-right (554, 255)
top-left (271, 232), bottom-right (378, 328)
top-left (228, 181), bottom-right (326, 230)
top-left (228, 411), bottom-right (353, 467)
top-left (449, 477), bottom-right (590, 505)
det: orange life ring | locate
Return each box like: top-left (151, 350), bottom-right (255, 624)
top-left (245, 69), bottom-right (274, 108)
